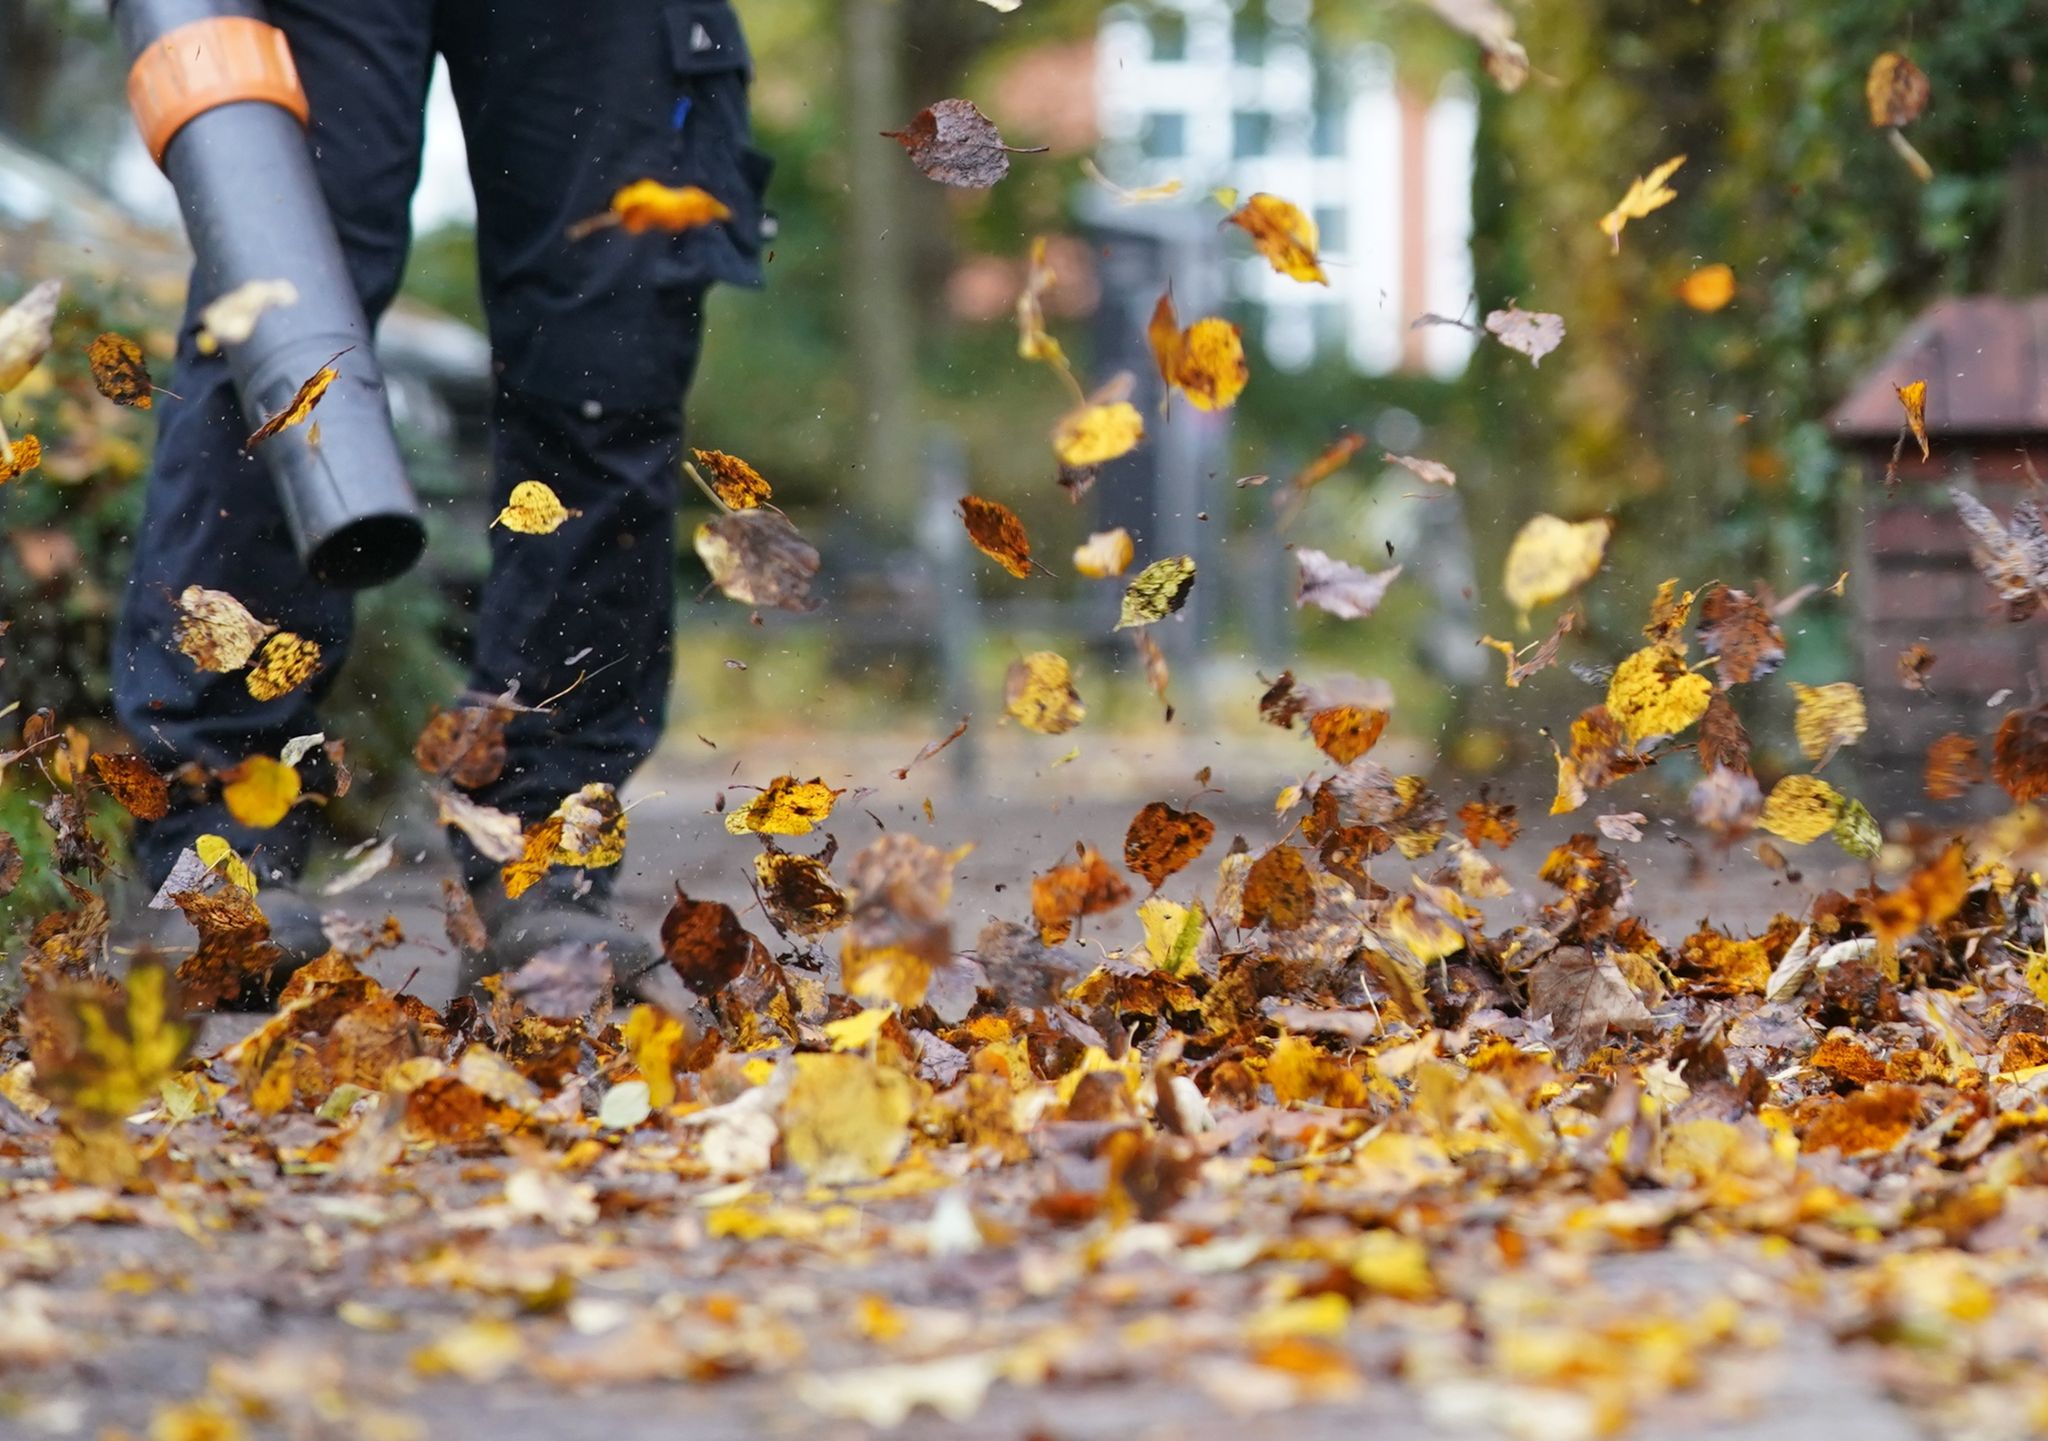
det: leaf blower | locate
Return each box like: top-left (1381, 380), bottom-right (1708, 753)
top-left (116, 0), bottom-right (426, 588)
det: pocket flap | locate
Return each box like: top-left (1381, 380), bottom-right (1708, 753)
top-left (666, 2), bottom-right (752, 77)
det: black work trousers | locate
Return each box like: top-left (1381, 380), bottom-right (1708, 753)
top-left (112, 0), bottom-right (768, 887)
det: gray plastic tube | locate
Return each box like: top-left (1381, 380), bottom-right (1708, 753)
top-left (114, 0), bottom-right (426, 588)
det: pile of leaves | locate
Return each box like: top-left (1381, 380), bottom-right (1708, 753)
top-left (7, 26), bottom-right (2048, 1441)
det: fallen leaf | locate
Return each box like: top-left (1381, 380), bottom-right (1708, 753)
top-left (1598, 154), bottom-right (1685, 252)
top-left (695, 508), bottom-right (821, 611)
top-left (884, 98), bottom-right (1042, 189)
top-left (1004, 651), bottom-right (1084, 735)
top-left (1226, 194), bottom-right (1327, 283)
top-left (798, 1352), bottom-right (1002, 1427)
top-left (86, 333), bottom-right (152, 409)
top-left (1295, 549), bottom-right (1401, 620)
top-left (1527, 945), bottom-right (1655, 1063)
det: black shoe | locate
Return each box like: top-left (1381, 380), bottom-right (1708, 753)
top-left (466, 869), bottom-right (660, 1001)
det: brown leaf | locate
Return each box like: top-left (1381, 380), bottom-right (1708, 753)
top-left (960, 495), bottom-right (1040, 578)
top-left (975, 918), bottom-right (1080, 1011)
top-left (1696, 693), bottom-right (1754, 776)
top-left (1031, 846), bottom-right (1131, 945)
top-left (1259, 671), bottom-right (1309, 730)
top-left (86, 332), bottom-right (152, 409)
top-left (442, 878), bottom-right (489, 955)
top-left (1526, 945), bottom-right (1655, 1064)
top-left (1123, 802), bottom-right (1215, 889)
top-left (1866, 51), bottom-right (1930, 127)
top-left (172, 886), bottom-right (286, 1010)
top-left (1949, 486), bottom-right (2048, 620)
top-left (1291, 433), bottom-right (1366, 493)
top-left (1993, 704), bottom-right (2048, 804)
top-left (692, 449), bottom-right (772, 510)
top-left (884, 97), bottom-right (1042, 189)
top-left (1696, 586), bottom-right (1785, 686)
top-left (0, 830), bottom-right (21, 899)
top-left (1308, 706), bottom-right (1388, 765)
top-left (246, 357), bottom-right (341, 446)
top-left (1924, 733), bottom-right (1983, 802)
top-left (1242, 844), bottom-right (1315, 932)
top-left (694, 508), bottom-right (821, 612)
top-left (754, 850), bottom-right (850, 936)
top-left (661, 887), bottom-right (768, 997)
top-left (1897, 643), bottom-right (1936, 691)
top-left (1479, 606), bottom-right (1579, 688)
top-left (414, 704), bottom-right (512, 789)
top-left (893, 717), bottom-right (970, 780)
top-left (90, 753), bottom-right (169, 821)
top-left (1458, 797), bottom-right (1520, 849)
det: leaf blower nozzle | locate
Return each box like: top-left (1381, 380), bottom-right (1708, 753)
top-left (116, 0), bottom-right (427, 589)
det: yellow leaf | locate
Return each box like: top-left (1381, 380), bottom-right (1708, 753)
top-left (221, 755), bottom-right (301, 829)
top-left (825, 1006), bottom-right (895, 1052)
top-left (1138, 895), bottom-right (1204, 976)
top-left (1226, 193), bottom-right (1327, 283)
top-left (148, 1398), bottom-right (247, 1441)
top-left (1054, 400), bottom-right (1144, 467)
top-left (244, 631), bottom-right (322, 702)
top-left (1004, 651), bottom-right (1085, 735)
top-left (1073, 527), bottom-right (1134, 578)
top-left (28, 959), bottom-right (193, 1126)
top-left (1606, 644), bottom-right (1712, 745)
top-left (87, 331), bottom-right (153, 409)
top-left (623, 1004), bottom-right (685, 1109)
top-left (197, 277), bottom-right (298, 350)
top-left (174, 585), bottom-right (274, 673)
top-left (195, 834), bottom-right (259, 895)
top-left (1895, 380), bottom-right (1929, 461)
top-left (608, 178), bottom-right (731, 234)
top-left (1791, 682), bottom-right (1869, 764)
top-left (724, 775), bottom-right (841, 835)
top-left (1015, 235), bottom-right (1072, 377)
top-left (841, 942), bottom-right (932, 1010)
top-left (551, 782), bottom-right (626, 867)
top-left (502, 815), bottom-right (564, 899)
top-left (1676, 263), bottom-right (1736, 312)
top-left (691, 448), bottom-right (772, 509)
top-left (1116, 555), bottom-right (1196, 630)
top-left (1502, 514), bottom-right (1611, 618)
top-left (0, 433), bottom-right (43, 483)
top-left (780, 1053), bottom-right (916, 1185)
top-left (494, 479), bottom-right (576, 534)
top-left (0, 279), bottom-right (61, 392)
top-left (246, 362), bottom-right (337, 445)
top-left (1598, 153), bottom-right (1685, 252)
top-left (1148, 290), bottom-right (1249, 411)
top-left (1759, 774), bottom-right (1845, 845)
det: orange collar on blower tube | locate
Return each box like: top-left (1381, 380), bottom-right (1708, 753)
top-left (127, 14), bottom-right (309, 167)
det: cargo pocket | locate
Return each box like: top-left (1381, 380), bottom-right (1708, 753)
top-left (660, 0), bottom-right (772, 290)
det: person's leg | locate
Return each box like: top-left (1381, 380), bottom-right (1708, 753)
top-left (436, 0), bottom-right (768, 895)
top-left (114, 0), bottom-right (436, 888)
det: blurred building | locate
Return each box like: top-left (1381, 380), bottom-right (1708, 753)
top-left (1095, 0), bottom-right (1476, 377)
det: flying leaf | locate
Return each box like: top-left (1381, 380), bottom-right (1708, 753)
top-left (1598, 154), bottom-right (1685, 252)
top-left (1925, 733), bottom-right (1982, 801)
top-left (1031, 846), bottom-right (1130, 944)
top-left (1696, 586), bottom-right (1785, 686)
top-left (959, 496), bottom-right (1041, 578)
top-left (0, 434), bottom-right (42, 483)
top-left (1867, 52), bottom-right (1930, 127)
top-left (1993, 703), bottom-right (2048, 804)
top-left (1791, 682), bottom-right (1868, 765)
top-left (507, 942), bottom-right (614, 1019)
top-left (1073, 528), bottom-right (1134, 578)
top-left (781, 1053), bottom-right (915, 1184)
top-left (1225, 194), bottom-right (1327, 284)
top-left (1053, 399), bottom-right (1144, 467)
top-left (1004, 651), bottom-right (1084, 735)
top-left (493, 480), bottom-right (577, 534)
top-left (245, 631), bottom-right (322, 702)
top-left (503, 815), bottom-right (566, 899)
top-left (197, 278), bottom-right (298, 350)
top-left (884, 98), bottom-right (1043, 189)
top-left (414, 704), bottom-right (511, 789)
top-left (246, 359), bottom-right (340, 446)
top-left (1295, 550), bottom-right (1401, 620)
top-left (1309, 706), bottom-right (1388, 765)
top-left (1426, 0), bottom-right (1528, 90)
top-left (221, 756), bottom-right (301, 829)
top-left (1123, 802), bottom-right (1214, 889)
top-left (1502, 514), bottom-right (1610, 617)
top-left (437, 790), bottom-right (526, 864)
top-left (1950, 486), bottom-right (2048, 619)
top-left (578, 178), bottom-right (731, 239)
top-left (1138, 895), bottom-right (1204, 975)
top-left (695, 508), bottom-right (821, 611)
top-left (1117, 555), bottom-right (1196, 630)
top-left (1079, 157), bottom-right (1183, 204)
top-left (662, 887), bottom-right (767, 996)
top-left (1484, 306), bottom-right (1566, 366)
top-left (1294, 433), bottom-right (1367, 492)
top-left (1148, 290), bottom-right (1249, 411)
top-left (1015, 236), bottom-right (1071, 376)
top-left (0, 279), bottom-right (62, 392)
top-left (725, 776), bottom-right (841, 836)
top-left (1480, 607), bottom-right (1578, 687)
top-left (1676, 264), bottom-right (1736, 312)
top-left (1759, 774), bottom-right (1846, 845)
top-left (1242, 844), bottom-right (1315, 931)
top-left (552, 782), bottom-right (627, 867)
top-left (90, 753), bottom-right (169, 821)
top-left (174, 586), bottom-right (274, 673)
top-left (28, 960), bottom-right (192, 1182)
top-left (1607, 645), bottom-right (1712, 745)
top-left (1895, 380), bottom-right (1930, 462)
top-left (754, 851), bottom-right (849, 936)
top-left (86, 333), bottom-right (153, 409)
top-left (1384, 452), bottom-right (1456, 487)
top-left (692, 449), bottom-right (772, 509)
